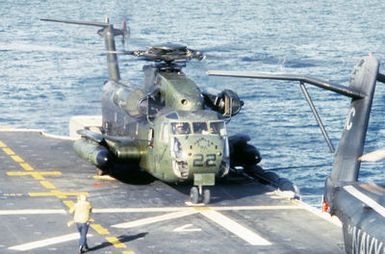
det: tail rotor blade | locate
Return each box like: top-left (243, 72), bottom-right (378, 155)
top-left (120, 17), bottom-right (130, 48)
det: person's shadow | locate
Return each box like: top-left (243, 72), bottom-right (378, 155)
top-left (87, 232), bottom-right (148, 252)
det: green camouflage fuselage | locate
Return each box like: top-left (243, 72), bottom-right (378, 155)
top-left (101, 67), bottom-right (229, 184)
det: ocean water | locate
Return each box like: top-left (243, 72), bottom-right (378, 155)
top-left (1, 0), bottom-right (385, 206)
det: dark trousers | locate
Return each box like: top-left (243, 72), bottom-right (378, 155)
top-left (76, 223), bottom-right (89, 247)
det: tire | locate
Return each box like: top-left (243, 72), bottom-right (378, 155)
top-left (96, 167), bottom-right (105, 176)
top-left (190, 187), bottom-right (199, 204)
top-left (203, 189), bottom-right (211, 204)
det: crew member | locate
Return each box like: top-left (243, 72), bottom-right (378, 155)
top-left (69, 195), bottom-right (93, 253)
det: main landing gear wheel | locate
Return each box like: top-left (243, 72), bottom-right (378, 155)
top-left (190, 187), bottom-right (199, 204)
top-left (189, 186), bottom-right (211, 204)
top-left (202, 189), bottom-right (211, 204)
top-left (96, 167), bottom-right (105, 176)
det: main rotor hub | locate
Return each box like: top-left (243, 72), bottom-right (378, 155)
top-left (133, 43), bottom-right (204, 65)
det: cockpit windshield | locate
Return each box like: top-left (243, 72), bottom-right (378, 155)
top-left (192, 122), bottom-right (208, 134)
top-left (171, 122), bottom-right (191, 135)
top-left (193, 121), bottom-right (226, 135)
top-left (171, 121), bottom-right (226, 136)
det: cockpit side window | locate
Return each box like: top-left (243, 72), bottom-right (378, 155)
top-left (148, 128), bottom-right (154, 147)
top-left (161, 123), bottom-right (169, 142)
top-left (210, 122), bottom-right (226, 136)
top-left (171, 122), bottom-right (191, 135)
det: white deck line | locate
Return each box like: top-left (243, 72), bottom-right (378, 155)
top-left (0, 127), bottom-right (75, 141)
top-left (8, 233), bottom-right (93, 251)
top-left (0, 128), bottom-right (43, 133)
top-left (94, 207), bottom-right (194, 213)
top-left (111, 210), bottom-right (197, 228)
top-left (0, 209), bottom-right (67, 215)
top-left (0, 205), bottom-right (304, 216)
top-left (199, 209), bottom-right (272, 246)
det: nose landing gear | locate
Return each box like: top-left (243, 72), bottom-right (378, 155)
top-left (190, 173), bottom-right (214, 204)
top-left (190, 185), bottom-right (211, 204)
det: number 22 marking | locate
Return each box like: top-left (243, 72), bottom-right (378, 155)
top-left (193, 154), bottom-right (216, 167)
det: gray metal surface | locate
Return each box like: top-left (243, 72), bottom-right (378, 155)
top-left (0, 130), bottom-right (344, 253)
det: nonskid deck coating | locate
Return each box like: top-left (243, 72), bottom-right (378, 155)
top-left (0, 130), bottom-right (344, 253)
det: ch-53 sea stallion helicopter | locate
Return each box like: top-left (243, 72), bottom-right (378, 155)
top-left (41, 18), bottom-right (261, 205)
top-left (208, 55), bottom-right (385, 253)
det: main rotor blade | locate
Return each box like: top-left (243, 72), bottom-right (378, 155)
top-left (359, 150), bottom-right (385, 162)
top-left (41, 18), bottom-right (108, 28)
top-left (0, 42), bottom-right (94, 53)
top-left (106, 50), bottom-right (137, 55)
top-left (377, 73), bottom-right (385, 84)
top-left (207, 70), bottom-right (364, 99)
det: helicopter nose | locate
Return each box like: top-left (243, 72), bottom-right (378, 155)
top-left (188, 140), bottom-right (224, 172)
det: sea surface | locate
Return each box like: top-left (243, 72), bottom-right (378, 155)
top-left (1, 0), bottom-right (385, 206)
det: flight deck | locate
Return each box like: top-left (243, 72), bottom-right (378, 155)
top-left (0, 129), bottom-right (344, 253)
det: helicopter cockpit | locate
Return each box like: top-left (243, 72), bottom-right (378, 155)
top-left (171, 122), bottom-right (191, 135)
top-left (166, 118), bottom-right (229, 179)
top-left (170, 121), bottom-right (226, 136)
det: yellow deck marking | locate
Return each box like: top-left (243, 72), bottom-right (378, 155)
top-left (105, 237), bottom-right (126, 248)
top-left (0, 142), bottom-right (33, 171)
top-left (63, 200), bottom-right (75, 209)
top-left (93, 175), bottom-right (116, 181)
top-left (193, 206), bottom-right (211, 211)
top-left (28, 191), bottom-right (88, 199)
top-left (40, 181), bottom-right (56, 190)
top-left (2, 147), bottom-right (15, 155)
top-left (91, 224), bottom-right (110, 235)
top-left (0, 140), bottom-right (130, 253)
top-left (20, 163), bottom-right (34, 171)
top-left (7, 171), bottom-right (61, 180)
top-left (11, 155), bottom-right (24, 163)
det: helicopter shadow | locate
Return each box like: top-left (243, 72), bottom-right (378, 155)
top-left (106, 160), bottom-right (156, 185)
top-left (170, 171), bottom-right (275, 205)
top-left (105, 161), bottom-right (277, 204)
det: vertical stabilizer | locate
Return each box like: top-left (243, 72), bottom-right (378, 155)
top-left (330, 55), bottom-right (379, 183)
top-left (98, 24), bottom-right (121, 81)
top-left (41, 18), bottom-right (126, 81)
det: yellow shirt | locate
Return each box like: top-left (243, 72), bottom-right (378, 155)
top-left (69, 200), bottom-right (92, 223)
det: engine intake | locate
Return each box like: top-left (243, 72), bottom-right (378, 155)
top-left (203, 89), bottom-right (243, 117)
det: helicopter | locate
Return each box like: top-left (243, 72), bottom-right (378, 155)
top-left (208, 54), bottom-right (385, 253)
top-left (41, 18), bottom-right (261, 205)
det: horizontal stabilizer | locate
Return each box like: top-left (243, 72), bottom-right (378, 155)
top-left (207, 71), bottom-right (364, 99)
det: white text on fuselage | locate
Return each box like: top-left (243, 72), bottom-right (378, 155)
top-left (348, 224), bottom-right (384, 254)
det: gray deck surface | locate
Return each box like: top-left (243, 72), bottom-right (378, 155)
top-left (0, 130), bottom-right (344, 253)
